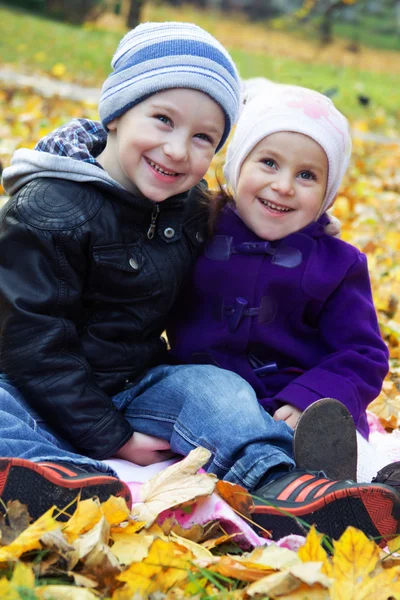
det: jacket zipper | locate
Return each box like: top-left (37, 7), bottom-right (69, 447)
top-left (147, 205), bottom-right (160, 240)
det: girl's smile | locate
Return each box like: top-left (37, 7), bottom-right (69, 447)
top-left (235, 131), bottom-right (329, 241)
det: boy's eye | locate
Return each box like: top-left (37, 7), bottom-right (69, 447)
top-left (195, 133), bottom-right (213, 144)
top-left (155, 114), bottom-right (171, 125)
top-left (262, 158), bottom-right (275, 168)
top-left (299, 170), bottom-right (316, 181)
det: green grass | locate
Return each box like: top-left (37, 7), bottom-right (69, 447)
top-left (1, 3), bottom-right (400, 124)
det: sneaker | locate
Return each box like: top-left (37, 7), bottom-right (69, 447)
top-left (0, 458), bottom-right (132, 521)
top-left (251, 470), bottom-right (400, 546)
top-left (373, 461), bottom-right (400, 490)
top-left (293, 398), bottom-right (358, 481)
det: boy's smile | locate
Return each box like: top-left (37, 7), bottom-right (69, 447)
top-left (97, 88), bottom-right (225, 202)
top-left (235, 131), bottom-right (329, 241)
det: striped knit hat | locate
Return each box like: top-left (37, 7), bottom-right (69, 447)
top-left (224, 83), bottom-right (352, 212)
top-left (99, 22), bottom-right (242, 151)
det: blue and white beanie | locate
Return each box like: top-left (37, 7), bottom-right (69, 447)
top-left (98, 21), bottom-right (242, 151)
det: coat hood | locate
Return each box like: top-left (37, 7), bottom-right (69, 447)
top-left (2, 119), bottom-right (124, 196)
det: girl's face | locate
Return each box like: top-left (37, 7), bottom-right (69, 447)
top-left (235, 132), bottom-right (328, 241)
top-left (98, 88), bottom-right (225, 202)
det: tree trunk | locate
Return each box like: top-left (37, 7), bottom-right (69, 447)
top-left (320, 1), bottom-right (344, 45)
top-left (126, 0), bottom-right (144, 28)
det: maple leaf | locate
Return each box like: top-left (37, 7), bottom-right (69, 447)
top-left (328, 526), bottom-right (400, 600)
top-left (63, 498), bottom-right (102, 543)
top-left (114, 538), bottom-right (193, 597)
top-left (131, 447), bottom-right (217, 526)
top-left (36, 586), bottom-right (98, 599)
top-left (298, 526), bottom-right (330, 564)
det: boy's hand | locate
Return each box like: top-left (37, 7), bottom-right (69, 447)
top-left (273, 404), bottom-right (302, 429)
top-left (114, 433), bottom-right (176, 466)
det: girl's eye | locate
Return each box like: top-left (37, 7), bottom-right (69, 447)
top-left (195, 133), bottom-right (213, 144)
top-left (262, 158), bottom-right (275, 168)
top-left (299, 170), bottom-right (316, 181)
top-left (155, 114), bottom-right (171, 125)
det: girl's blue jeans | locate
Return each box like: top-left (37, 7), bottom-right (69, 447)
top-left (0, 364), bottom-right (295, 491)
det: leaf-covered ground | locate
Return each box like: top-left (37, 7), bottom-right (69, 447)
top-left (1, 6), bottom-right (400, 596)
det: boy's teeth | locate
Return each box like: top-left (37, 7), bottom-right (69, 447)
top-left (148, 159), bottom-right (178, 176)
top-left (260, 199), bottom-right (291, 212)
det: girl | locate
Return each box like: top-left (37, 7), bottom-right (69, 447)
top-left (167, 84), bottom-right (398, 534)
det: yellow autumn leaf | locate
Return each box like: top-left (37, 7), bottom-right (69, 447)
top-left (63, 498), bottom-right (102, 543)
top-left (73, 516), bottom-right (110, 561)
top-left (0, 508), bottom-right (58, 562)
top-left (115, 538), bottom-right (193, 596)
top-left (51, 63), bottom-right (67, 78)
top-left (0, 579), bottom-right (20, 600)
top-left (10, 561), bottom-right (35, 588)
top-left (299, 526), bottom-right (330, 564)
top-left (170, 531), bottom-right (214, 562)
top-left (100, 496), bottom-right (130, 526)
top-left (131, 447), bottom-right (217, 526)
top-left (110, 520), bottom-right (146, 541)
top-left (110, 533), bottom-right (154, 565)
top-left (329, 526), bottom-right (383, 600)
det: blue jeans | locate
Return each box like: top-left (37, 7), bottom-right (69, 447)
top-left (0, 365), bottom-right (295, 490)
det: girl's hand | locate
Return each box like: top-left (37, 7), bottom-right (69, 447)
top-left (114, 432), bottom-right (176, 466)
top-left (273, 404), bottom-right (302, 429)
top-left (324, 211), bottom-right (341, 237)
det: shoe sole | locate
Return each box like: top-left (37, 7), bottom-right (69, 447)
top-left (0, 458), bottom-right (131, 521)
top-left (294, 398), bottom-right (358, 481)
top-left (252, 483), bottom-right (400, 546)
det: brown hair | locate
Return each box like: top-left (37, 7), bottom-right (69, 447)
top-left (203, 175), bottom-right (235, 237)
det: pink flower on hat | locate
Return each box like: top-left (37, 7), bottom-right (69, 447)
top-left (285, 91), bottom-right (346, 147)
top-left (286, 95), bottom-right (331, 120)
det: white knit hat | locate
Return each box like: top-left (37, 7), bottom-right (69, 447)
top-left (224, 83), bottom-right (352, 212)
top-left (99, 22), bottom-right (242, 152)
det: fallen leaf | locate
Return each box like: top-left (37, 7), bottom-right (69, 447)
top-left (216, 480), bottom-right (253, 521)
top-left (100, 496), bottom-right (130, 526)
top-left (246, 561), bottom-right (331, 597)
top-left (36, 586), bottom-right (98, 599)
top-left (0, 508), bottom-right (58, 562)
top-left (0, 501), bottom-right (32, 546)
top-left (63, 498), bottom-right (102, 543)
top-left (298, 526), bottom-right (329, 564)
top-left (115, 538), bottom-right (193, 597)
top-left (131, 447), bottom-right (217, 526)
top-left (110, 533), bottom-right (154, 565)
top-left (73, 516), bottom-right (110, 560)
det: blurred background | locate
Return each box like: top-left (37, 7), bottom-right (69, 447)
top-left (1, 0), bottom-right (400, 425)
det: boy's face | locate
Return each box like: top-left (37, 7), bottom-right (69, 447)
top-left (235, 132), bottom-right (328, 241)
top-left (104, 88), bottom-right (225, 202)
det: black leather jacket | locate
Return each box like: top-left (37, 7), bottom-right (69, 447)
top-left (0, 178), bottom-right (208, 459)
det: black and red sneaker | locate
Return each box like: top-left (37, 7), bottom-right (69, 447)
top-left (251, 470), bottom-right (400, 547)
top-left (0, 458), bottom-right (132, 521)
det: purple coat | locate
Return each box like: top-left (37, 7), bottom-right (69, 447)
top-left (167, 205), bottom-right (389, 439)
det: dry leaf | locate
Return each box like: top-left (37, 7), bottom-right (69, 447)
top-left (170, 530), bottom-right (215, 562)
top-left (298, 526), bottom-right (329, 564)
top-left (63, 498), bottom-right (102, 543)
top-left (328, 526), bottom-right (394, 600)
top-left (36, 586), bottom-right (98, 599)
top-left (216, 480), bottom-right (253, 521)
top-left (0, 501), bottom-right (32, 546)
top-left (115, 538), bottom-right (193, 597)
top-left (0, 508), bottom-right (58, 562)
top-left (110, 533), bottom-right (154, 565)
top-left (100, 496), bottom-right (130, 526)
top-left (131, 447), bottom-right (217, 526)
top-left (73, 516), bottom-right (110, 560)
top-left (246, 561), bottom-right (331, 597)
